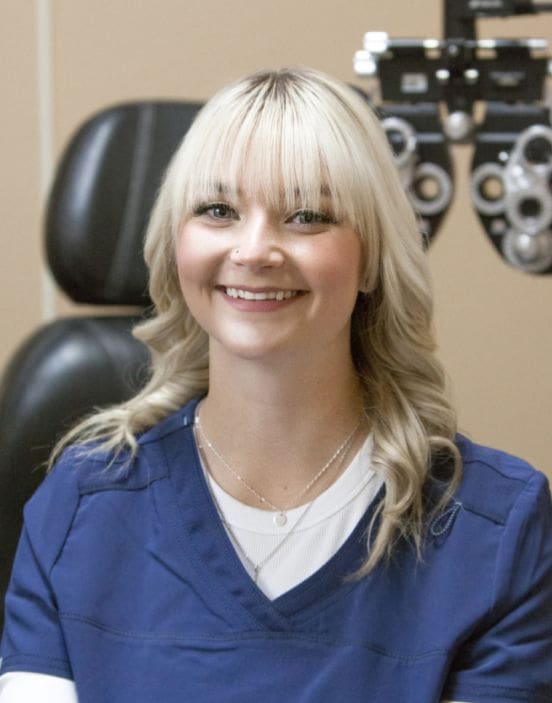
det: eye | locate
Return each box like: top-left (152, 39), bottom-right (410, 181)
top-left (192, 202), bottom-right (239, 222)
top-left (287, 209), bottom-right (337, 227)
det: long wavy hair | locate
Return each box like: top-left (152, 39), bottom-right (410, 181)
top-left (50, 67), bottom-right (461, 574)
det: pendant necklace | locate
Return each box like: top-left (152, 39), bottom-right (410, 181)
top-left (195, 422), bottom-right (360, 583)
top-left (194, 410), bottom-right (362, 527)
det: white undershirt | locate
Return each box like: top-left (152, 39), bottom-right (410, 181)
top-left (0, 672), bottom-right (77, 701)
top-left (0, 437), bottom-right (468, 702)
top-left (203, 434), bottom-right (382, 599)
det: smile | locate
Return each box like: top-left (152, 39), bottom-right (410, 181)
top-left (224, 288), bottom-right (300, 301)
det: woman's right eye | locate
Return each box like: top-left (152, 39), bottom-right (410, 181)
top-left (193, 202), bottom-right (239, 221)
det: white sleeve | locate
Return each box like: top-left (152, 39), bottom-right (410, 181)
top-left (0, 672), bottom-right (470, 703)
top-left (0, 672), bottom-right (78, 702)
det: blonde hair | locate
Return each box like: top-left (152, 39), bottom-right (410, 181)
top-left (50, 67), bottom-right (461, 573)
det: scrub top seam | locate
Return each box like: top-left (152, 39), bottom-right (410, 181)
top-left (447, 681), bottom-right (552, 703)
top-left (461, 455), bottom-right (533, 485)
top-left (48, 492), bottom-right (82, 578)
top-left (489, 471), bottom-right (547, 620)
top-left (55, 611), bottom-right (450, 661)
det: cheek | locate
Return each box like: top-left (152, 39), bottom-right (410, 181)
top-left (175, 228), bottom-right (217, 292)
top-left (175, 231), bottom-right (221, 333)
top-left (305, 235), bottom-right (363, 297)
top-left (176, 229), bottom-right (197, 278)
top-left (176, 247), bottom-right (197, 293)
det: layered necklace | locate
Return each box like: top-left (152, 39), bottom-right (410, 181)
top-left (194, 410), bottom-right (363, 583)
top-left (194, 411), bottom-right (362, 527)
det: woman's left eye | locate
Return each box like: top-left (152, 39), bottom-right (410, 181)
top-left (287, 210), bottom-right (337, 227)
top-left (192, 202), bottom-right (239, 221)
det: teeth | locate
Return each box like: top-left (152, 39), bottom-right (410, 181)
top-left (225, 287), bottom-right (298, 301)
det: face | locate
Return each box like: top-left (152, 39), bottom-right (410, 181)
top-left (175, 190), bottom-right (364, 366)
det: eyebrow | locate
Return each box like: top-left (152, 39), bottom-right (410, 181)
top-left (201, 183), bottom-right (333, 202)
top-left (293, 186), bottom-right (332, 197)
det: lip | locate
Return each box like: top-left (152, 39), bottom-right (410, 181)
top-left (217, 285), bottom-right (303, 292)
top-left (215, 285), bottom-right (306, 311)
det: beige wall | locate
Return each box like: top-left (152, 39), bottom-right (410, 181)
top-left (2, 1), bottom-right (551, 476)
top-left (1, 1), bottom-right (43, 370)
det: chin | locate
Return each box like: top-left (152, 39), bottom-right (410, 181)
top-left (210, 331), bottom-right (300, 363)
top-left (223, 342), bottom-right (289, 362)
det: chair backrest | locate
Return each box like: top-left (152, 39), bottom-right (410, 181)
top-left (0, 100), bottom-right (202, 628)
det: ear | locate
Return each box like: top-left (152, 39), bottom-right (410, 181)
top-left (357, 260), bottom-right (376, 295)
top-left (358, 277), bottom-right (374, 294)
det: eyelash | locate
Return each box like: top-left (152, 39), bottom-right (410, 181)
top-left (192, 202), bottom-right (238, 220)
top-left (287, 210), bottom-right (338, 226)
top-left (191, 203), bottom-right (338, 227)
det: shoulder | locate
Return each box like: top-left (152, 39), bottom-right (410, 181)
top-left (44, 395), bottom-right (201, 494)
top-left (454, 433), bottom-right (551, 527)
top-left (440, 438), bottom-right (552, 701)
top-left (137, 395), bottom-right (200, 448)
top-left (23, 396), bottom-right (202, 571)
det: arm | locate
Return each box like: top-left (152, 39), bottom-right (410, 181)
top-left (443, 471), bottom-right (552, 703)
top-left (0, 673), bottom-right (78, 702)
top-left (0, 454), bottom-right (78, 681)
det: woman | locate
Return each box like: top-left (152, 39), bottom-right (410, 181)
top-left (1, 67), bottom-right (550, 703)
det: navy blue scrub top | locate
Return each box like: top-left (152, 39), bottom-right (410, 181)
top-left (1, 397), bottom-right (552, 703)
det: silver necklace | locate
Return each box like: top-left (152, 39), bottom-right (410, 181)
top-left (194, 411), bottom-right (362, 527)
top-left (196, 427), bottom-right (357, 583)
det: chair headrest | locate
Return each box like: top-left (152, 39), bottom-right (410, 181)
top-left (46, 101), bottom-right (202, 305)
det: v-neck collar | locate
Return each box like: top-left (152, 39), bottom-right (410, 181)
top-left (143, 398), bottom-right (384, 631)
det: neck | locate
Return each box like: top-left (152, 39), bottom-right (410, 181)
top-left (197, 344), bottom-right (368, 509)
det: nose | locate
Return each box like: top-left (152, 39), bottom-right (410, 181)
top-left (229, 212), bottom-right (285, 269)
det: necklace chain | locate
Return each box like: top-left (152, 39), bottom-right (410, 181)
top-left (195, 424), bottom-right (359, 582)
top-left (194, 411), bottom-right (362, 516)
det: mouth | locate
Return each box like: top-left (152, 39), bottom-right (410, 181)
top-left (220, 287), bottom-right (303, 301)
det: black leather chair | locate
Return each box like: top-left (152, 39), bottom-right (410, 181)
top-left (0, 100), bottom-right (202, 629)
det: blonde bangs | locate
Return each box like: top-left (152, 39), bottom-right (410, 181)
top-left (166, 70), bottom-right (376, 235)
